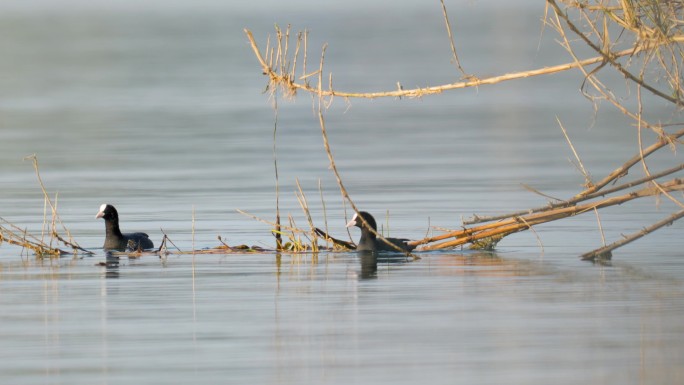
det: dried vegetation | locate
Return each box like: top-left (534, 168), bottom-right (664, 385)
top-left (2, 1), bottom-right (683, 261)
top-left (244, 0), bottom-right (684, 260)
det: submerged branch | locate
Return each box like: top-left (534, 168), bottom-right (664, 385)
top-left (580, 209), bottom-right (684, 261)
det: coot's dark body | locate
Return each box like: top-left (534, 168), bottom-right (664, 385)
top-left (346, 211), bottom-right (415, 253)
top-left (95, 204), bottom-right (154, 251)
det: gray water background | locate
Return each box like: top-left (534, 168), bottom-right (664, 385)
top-left (1, 1), bottom-right (683, 384)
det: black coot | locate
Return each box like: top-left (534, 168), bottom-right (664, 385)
top-left (346, 211), bottom-right (415, 253)
top-left (95, 204), bottom-right (154, 251)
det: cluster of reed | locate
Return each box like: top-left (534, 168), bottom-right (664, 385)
top-left (238, 178), bottom-right (356, 253)
top-left (245, 0), bottom-right (684, 260)
top-left (0, 155), bottom-right (91, 258)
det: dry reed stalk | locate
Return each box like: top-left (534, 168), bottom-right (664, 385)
top-left (25, 154), bottom-right (89, 254)
top-left (272, 95), bottom-right (283, 250)
top-left (263, 34), bottom-right (286, 251)
top-left (439, 0), bottom-right (468, 77)
top-left (0, 219), bottom-right (62, 257)
top-left (294, 178), bottom-right (319, 252)
top-left (318, 179), bottom-right (331, 250)
top-left (0, 155), bottom-right (91, 257)
top-left (592, 206), bottom-right (607, 249)
top-left (558, 117), bottom-right (592, 187)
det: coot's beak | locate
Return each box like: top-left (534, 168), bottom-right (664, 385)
top-left (345, 218), bottom-right (357, 228)
top-left (95, 210), bottom-right (104, 219)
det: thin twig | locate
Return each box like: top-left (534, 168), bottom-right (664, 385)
top-left (440, 0), bottom-right (468, 77)
top-left (557, 117), bottom-right (592, 187)
top-left (318, 179), bottom-right (330, 250)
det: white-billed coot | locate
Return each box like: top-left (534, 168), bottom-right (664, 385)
top-left (346, 211), bottom-right (415, 253)
top-left (95, 204), bottom-right (154, 251)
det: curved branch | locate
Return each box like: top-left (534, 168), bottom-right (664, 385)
top-left (245, 28), bottom-right (645, 100)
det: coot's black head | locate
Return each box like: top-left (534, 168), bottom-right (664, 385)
top-left (95, 204), bottom-right (119, 221)
top-left (346, 211), bottom-right (377, 231)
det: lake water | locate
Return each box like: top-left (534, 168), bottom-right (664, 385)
top-left (1, 1), bottom-right (683, 384)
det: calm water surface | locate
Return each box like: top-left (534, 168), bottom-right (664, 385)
top-left (1, 1), bottom-right (683, 384)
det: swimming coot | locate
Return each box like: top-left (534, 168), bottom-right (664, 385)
top-left (95, 204), bottom-right (154, 251)
top-left (346, 211), bottom-right (415, 253)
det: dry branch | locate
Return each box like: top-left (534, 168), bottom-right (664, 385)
top-left (412, 178), bottom-right (684, 251)
top-left (580, 209), bottom-right (684, 261)
top-left (465, 130), bottom-right (684, 226)
top-left (246, 27), bottom-right (648, 100)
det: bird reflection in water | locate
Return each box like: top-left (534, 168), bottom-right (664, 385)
top-left (103, 251), bottom-right (120, 279)
top-left (357, 251), bottom-right (412, 280)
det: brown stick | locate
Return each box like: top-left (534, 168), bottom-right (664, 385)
top-left (576, 127), bottom-right (684, 197)
top-left (53, 232), bottom-right (93, 255)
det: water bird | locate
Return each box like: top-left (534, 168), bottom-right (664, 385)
top-left (346, 211), bottom-right (415, 253)
top-left (95, 204), bottom-right (154, 251)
